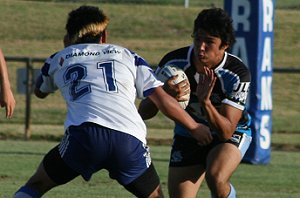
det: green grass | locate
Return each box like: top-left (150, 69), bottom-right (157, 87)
top-left (1, 140), bottom-right (300, 197)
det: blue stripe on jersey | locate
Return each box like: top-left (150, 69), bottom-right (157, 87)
top-left (215, 68), bottom-right (240, 94)
top-left (49, 52), bottom-right (57, 58)
top-left (41, 52), bottom-right (58, 76)
top-left (134, 55), bottom-right (150, 68)
top-left (143, 87), bottom-right (156, 98)
top-left (41, 63), bottom-right (50, 76)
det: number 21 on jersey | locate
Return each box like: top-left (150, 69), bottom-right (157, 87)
top-left (63, 61), bottom-right (118, 101)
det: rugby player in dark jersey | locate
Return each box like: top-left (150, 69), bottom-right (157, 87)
top-left (139, 8), bottom-right (252, 198)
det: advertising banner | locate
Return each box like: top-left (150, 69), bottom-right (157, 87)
top-left (224, 0), bottom-right (275, 164)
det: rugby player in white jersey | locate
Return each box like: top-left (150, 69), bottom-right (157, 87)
top-left (14, 5), bottom-right (212, 198)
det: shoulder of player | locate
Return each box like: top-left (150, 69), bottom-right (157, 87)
top-left (226, 53), bottom-right (248, 68)
top-left (222, 53), bottom-right (251, 81)
top-left (226, 53), bottom-right (250, 71)
top-left (43, 51), bottom-right (59, 66)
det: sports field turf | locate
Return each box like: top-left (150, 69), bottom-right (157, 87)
top-left (1, 140), bottom-right (300, 197)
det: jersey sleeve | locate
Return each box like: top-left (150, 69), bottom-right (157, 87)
top-left (134, 55), bottom-right (163, 99)
top-left (215, 66), bottom-right (251, 110)
top-left (38, 54), bottom-right (58, 94)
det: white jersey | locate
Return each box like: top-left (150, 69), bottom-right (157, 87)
top-left (38, 43), bottom-right (163, 144)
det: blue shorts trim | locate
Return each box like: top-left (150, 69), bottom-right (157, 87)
top-left (59, 122), bottom-right (152, 185)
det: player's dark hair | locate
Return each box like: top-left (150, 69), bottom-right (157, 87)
top-left (66, 5), bottom-right (109, 44)
top-left (192, 8), bottom-right (236, 48)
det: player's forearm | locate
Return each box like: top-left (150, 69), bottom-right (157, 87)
top-left (203, 100), bottom-right (235, 140)
top-left (0, 54), bottom-right (12, 89)
top-left (0, 70), bottom-right (11, 87)
top-left (158, 96), bottom-right (199, 131)
top-left (148, 87), bottom-right (198, 131)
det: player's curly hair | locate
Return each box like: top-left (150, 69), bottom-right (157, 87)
top-left (66, 5), bottom-right (109, 44)
top-left (192, 8), bottom-right (236, 48)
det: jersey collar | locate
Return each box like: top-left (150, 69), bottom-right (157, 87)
top-left (214, 51), bottom-right (228, 72)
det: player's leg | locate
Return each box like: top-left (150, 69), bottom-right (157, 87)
top-left (206, 133), bottom-right (252, 198)
top-left (105, 130), bottom-right (163, 198)
top-left (205, 143), bottom-right (240, 198)
top-left (167, 135), bottom-right (208, 198)
top-left (124, 163), bottom-right (163, 198)
top-left (14, 162), bottom-right (55, 198)
top-left (168, 165), bottom-right (205, 198)
top-left (14, 145), bottom-right (79, 197)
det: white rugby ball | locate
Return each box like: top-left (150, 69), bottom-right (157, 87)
top-left (156, 65), bottom-right (190, 109)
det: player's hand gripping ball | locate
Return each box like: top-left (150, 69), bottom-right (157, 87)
top-left (156, 65), bottom-right (190, 109)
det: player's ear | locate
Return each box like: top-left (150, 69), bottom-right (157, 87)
top-left (100, 30), bottom-right (107, 44)
top-left (220, 42), bottom-right (229, 51)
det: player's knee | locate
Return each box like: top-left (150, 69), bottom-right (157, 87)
top-left (148, 185), bottom-right (164, 198)
top-left (205, 170), bottom-right (226, 188)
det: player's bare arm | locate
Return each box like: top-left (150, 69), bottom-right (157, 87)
top-left (149, 86), bottom-right (212, 145)
top-left (138, 74), bottom-right (190, 120)
top-left (0, 85), bottom-right (15, 118)
top-left (0, 80), bottom-right (15, 118)
top-left (197, 67), bottom-right (242, 140)
top-left (0, 49), bottom-right (16, 118)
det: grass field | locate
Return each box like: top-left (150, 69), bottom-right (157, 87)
top-left (0, 140), bottom-right (300, 197)
top-left (0, 0), bottom-right (300, 197)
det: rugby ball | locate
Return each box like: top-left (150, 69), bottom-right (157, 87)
top-left (156, 65), bottom-right (190, 109)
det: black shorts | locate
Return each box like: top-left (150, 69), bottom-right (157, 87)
top-left (169, 135), bottom-right (215, 167)
top-left (169, 132), bottom-right (252, 168)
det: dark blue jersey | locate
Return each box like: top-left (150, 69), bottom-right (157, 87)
top-left (157, 45), bottom-right (251, 137)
